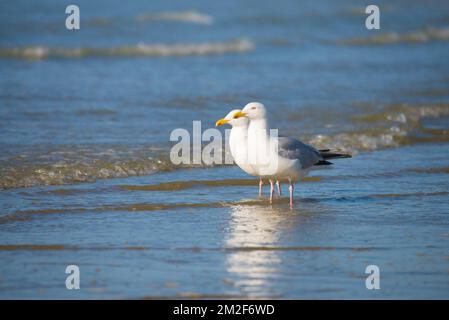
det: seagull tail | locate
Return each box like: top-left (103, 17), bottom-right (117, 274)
top-left (318, 149), bottom-right (352, 160)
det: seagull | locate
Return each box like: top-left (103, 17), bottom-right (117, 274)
top-left (238, 102), bottom-right (351, 208)
top-left (215, 109), bottom-right (281, 197)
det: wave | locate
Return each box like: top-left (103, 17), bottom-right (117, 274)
top-left (0, 150), bottom-right (320, 190)
top-left (0, 39), bottom-right (254, 60)
top-left (136, 10), bottom-right (213, 25)
top-left (308, 103), bottom-right (449, 153)
top-left (0, 146), bottom-right (177, 189)
top-left (1, 103), bottom-right (448, 190)
top-left (341, 27), bottom-right (449, 45)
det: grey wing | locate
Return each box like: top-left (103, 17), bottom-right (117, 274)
top-left (277, 136), bottom-right (322, 169)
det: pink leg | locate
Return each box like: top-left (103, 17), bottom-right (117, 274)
top-left (276, 180), bottom-right (281, 196)
top-left (289, 183), bottom-right (294, 209)
top-left (259, 178), bottom-right (264, 197)
top-left (269, 179), bottom-right (274, 204)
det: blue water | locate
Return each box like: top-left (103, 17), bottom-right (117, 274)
top-left (0, 0), bottom-right (449, 299)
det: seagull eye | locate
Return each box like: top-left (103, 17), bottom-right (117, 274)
top-left (251, 106), bottom-right (256, 110)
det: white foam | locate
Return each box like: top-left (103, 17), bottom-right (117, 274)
top-left (137, 10), bottom-right (214, 25)
top-left (0, 39), bottom-right (255, 59)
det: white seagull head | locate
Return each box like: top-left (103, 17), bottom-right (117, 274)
top-left (241, 102), bottom-right (267, 120)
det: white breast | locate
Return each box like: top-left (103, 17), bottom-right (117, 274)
top-left (229, 126), bottom-right (258, 176)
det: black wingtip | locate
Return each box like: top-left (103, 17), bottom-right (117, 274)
top-left (319, 151), bottom-right (352, 160)
top-left (315, 160), bottom-right (333, 166)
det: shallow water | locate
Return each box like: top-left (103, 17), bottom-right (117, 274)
top-left (1, 0), bottom-right (449, 299)
top-left (1, 143), bottom-right (449, 299)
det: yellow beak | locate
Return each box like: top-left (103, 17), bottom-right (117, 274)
top-left (233, 111), bottom-right (247, 119)
top-left (215, 118), bottom-right (229, 126)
